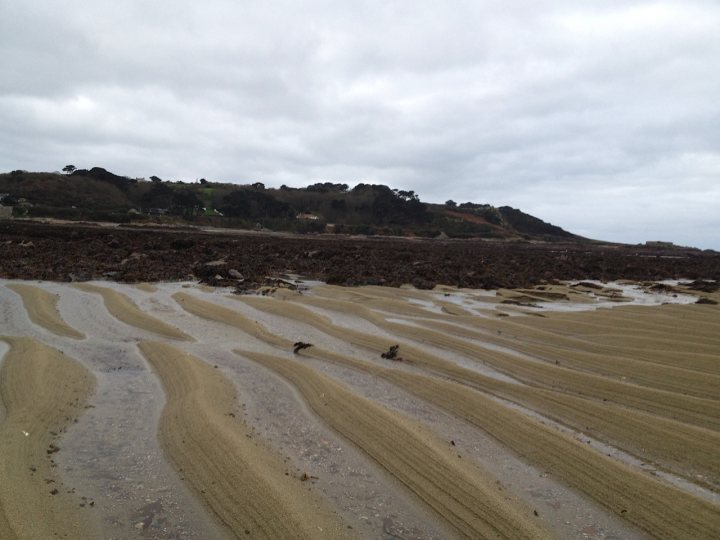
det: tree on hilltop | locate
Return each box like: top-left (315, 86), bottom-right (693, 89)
top-left (62, 165), bottom-right (76, 175)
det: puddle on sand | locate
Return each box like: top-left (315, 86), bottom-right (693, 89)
top-left (56, 356), bottom-right (231, 539)
top-left (395, 281), bottom-right (699, 316)
top-left (542, 281), bottom-right (698, 312)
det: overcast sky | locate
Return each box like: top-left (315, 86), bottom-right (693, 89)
top-left (1, 1), bottom-right (719, 248)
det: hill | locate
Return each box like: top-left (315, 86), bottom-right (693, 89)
top-left (0, 168), bottom-right (581, 241)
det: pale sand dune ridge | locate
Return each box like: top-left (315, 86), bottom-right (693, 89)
top-left (6, 283), bottom-right (85, 339)
top-left (287, 293), bottom-right (720, 430)
top-left (298, 345), bottom-right (720, 539)
top-left (174, 291), bottom-right (720, 538)
top-left (316, 287), bottom-right (720, 398)
top-left (138, 341), bottom-right (351, 539)
top-left (419, 318), bottom-right (720, 395)
top-left (74, 283), bottom-right (192, 341)
top-left (233, 295), bottom-right (720, 487)
top-left (2, 279), bottom-right (718, 538)
top-left (238, 350), bottom-right (550, 539)
top-left (174, 293), bottom-right (549, 537)
top-left (0, 337), bottom-right (97, 539)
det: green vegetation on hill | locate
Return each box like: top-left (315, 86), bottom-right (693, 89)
top-left (0, 168), bottom-right (580, 241)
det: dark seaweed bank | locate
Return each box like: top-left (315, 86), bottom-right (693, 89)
top-left (1, 220), bottom-right (718, 290)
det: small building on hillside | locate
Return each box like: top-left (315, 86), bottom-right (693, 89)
top-left (296, 212), bottom-right (320, 221)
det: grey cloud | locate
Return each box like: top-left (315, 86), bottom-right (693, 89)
top-left (1, 0), bottom-right (719, 248)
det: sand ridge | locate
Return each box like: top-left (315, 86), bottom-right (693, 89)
top-left (74, 283), bottom-right (192, 341)
top-left (492, 302), bottom-right (720, 389)
top-left (418, 317), bottom-right (720, 398)
top-left (237, 349), bottom-right (551, 540)
top-left (390, 324), bottom-right (720, 427)
top-left (138, 341), bottom-right (352, 539)
top-left (293, 343), bottom-right (720, 539)
top-left (134, 283), bottom-right (159, 293)
top-left (6, 283), bottom-right (85, 339)
top-left (445, 305), bottom-right (710, 383)
top-left (177, 291), bottom-right (720, 537)
top-left (286, 292), bottom-right (720, 431)
top-left (0, 336), bottom-right (98, 539)
top-left (233, 294), bottom-right (720, 487)
top-left (1, 278), bottom-right (718, 538)
top-left (207, 294), bottom-right (720, 538)
top-left (172, 291), bottom-right (289, 347)
top-left (433, 305), bottom-right (720, 375)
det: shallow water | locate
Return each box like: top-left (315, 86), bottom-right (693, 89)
top-left (374, 280), bottom-right (699, 318)
top-left (546, 281), bottom-right (697, 312)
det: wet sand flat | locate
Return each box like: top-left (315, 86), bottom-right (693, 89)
top-left (0, 278), bottom-right (718, 538)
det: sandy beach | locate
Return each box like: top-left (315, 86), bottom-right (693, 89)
top-left (1, 278), bottom-right (719, 538)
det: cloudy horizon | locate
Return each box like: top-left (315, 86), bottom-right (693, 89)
top-left (1, 1), bottom-right (719, 249)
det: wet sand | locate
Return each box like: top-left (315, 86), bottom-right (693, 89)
top-left (139, 341), bottom-right (351, 539)
top-left (0, 337), bottom-right (97, 539)
top-left (238, 350), bottom-right (548, 539)
top-left (234, 294), bottom-right (720, 491)
top-left (0, 278), bottom-right (718, 538)
top-left (6, 283), bottom-right (85, 339)
top-left (73, 283), bottom-right (191, 341)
